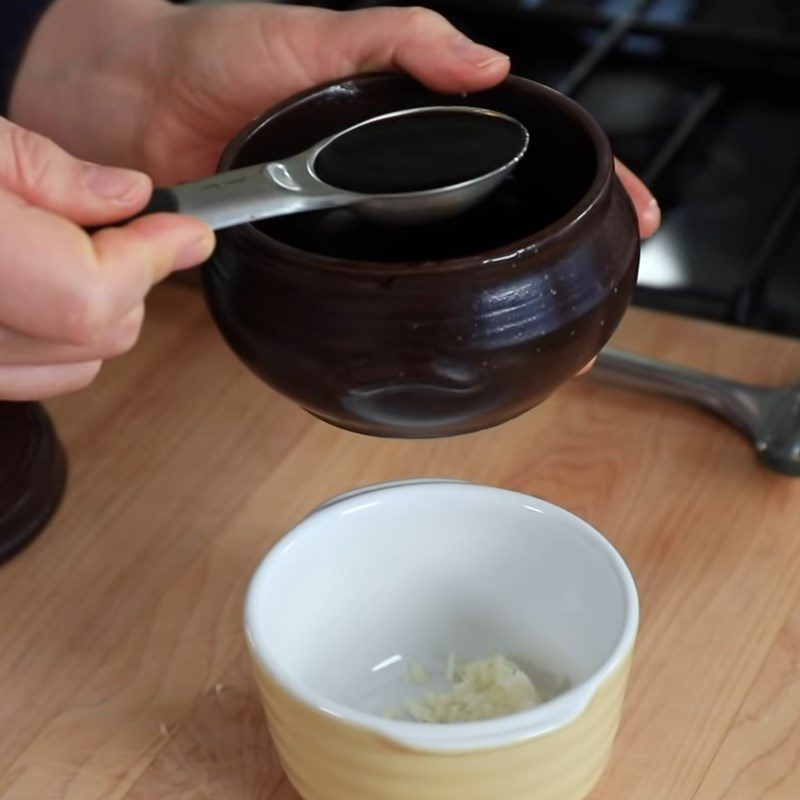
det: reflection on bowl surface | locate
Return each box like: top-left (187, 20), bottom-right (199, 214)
top-left (203, 73), bottom-right (639, 437)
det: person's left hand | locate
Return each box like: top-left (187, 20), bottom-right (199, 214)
top-left (10, 0), bottom-right (659, 239)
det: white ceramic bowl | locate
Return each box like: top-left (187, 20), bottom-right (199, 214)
top-left (245, 480), bottom-right (639, 800)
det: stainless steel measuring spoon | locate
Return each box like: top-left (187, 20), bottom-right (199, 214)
top-left (593, 348), bottom-right (800, 476)
top-left (116, 106), bottom-right (529, 230)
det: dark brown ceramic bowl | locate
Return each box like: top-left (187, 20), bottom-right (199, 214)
top-left (202, 73), bottom-right (639, 438)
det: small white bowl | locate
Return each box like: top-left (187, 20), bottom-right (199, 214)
top-left (245, 480), bottom-right (639, 800)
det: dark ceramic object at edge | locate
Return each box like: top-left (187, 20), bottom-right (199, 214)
top-left (202, 74), bottom-right (639, 438)
top-left (0, 402), bottom-right (67, 563)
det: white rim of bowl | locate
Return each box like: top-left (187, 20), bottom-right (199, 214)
top-left (244, 481), bottom-right (640, 753)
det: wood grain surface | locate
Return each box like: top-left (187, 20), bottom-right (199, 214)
top-left (1, 282), bottom-right (799, 800)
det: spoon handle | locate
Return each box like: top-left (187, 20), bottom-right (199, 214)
top-left (124, 186), bottom-right (180, 217)
top-left (89, 161), bottom-right (351, 232)
top-left (592, 347), bottom-right (766, 439)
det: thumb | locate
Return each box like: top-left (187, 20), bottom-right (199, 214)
top-left (257, 6), bottom-right (510, 97)
top-left (0, 117), bottom-right (151, 226)
top-left (322, 7), bottom-right (511, 93)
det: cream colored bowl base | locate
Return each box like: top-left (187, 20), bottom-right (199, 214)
top-left (252, 654), bottom-right (632, 800)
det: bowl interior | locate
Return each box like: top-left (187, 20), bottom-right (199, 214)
top-left (225, 74), bottom-right (603, 263)
top-left (246, 484), bottom-right (635, 720)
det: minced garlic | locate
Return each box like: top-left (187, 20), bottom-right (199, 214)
top-left (399, 654), bottom-right (542, 723)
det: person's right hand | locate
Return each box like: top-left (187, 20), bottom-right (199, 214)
top-left (0, 118), bottom-right (214, 401)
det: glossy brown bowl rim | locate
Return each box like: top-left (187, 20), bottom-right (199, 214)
top-left (217, 72), bottom-right (614, 275)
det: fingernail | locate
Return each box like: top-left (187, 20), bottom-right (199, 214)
top-left (175, 232), bottom-right (215, 271)
top-left (451, 36), bottom-right (509, 69)
top-left (84, 164), bottom-right (149, 205)
top-left (643, 196), bottom-right (661, 224)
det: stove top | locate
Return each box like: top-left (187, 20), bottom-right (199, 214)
top-left (296, 0), bottom-right (800, 337)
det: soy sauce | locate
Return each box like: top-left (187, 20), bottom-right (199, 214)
top-left (313, 110), bottom-right (527, 194)
top-left (256, 103), bottom-right (598, 262)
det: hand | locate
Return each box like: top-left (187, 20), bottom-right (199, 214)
top-left (10, 1), bottom-right (659, 237)
top-left (6, 2), bottom-right (657, 398)
top-left (0, 117), bottom-right (214, 400)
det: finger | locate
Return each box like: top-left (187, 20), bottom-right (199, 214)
top-left (0, 193), bottom-right (213, 343)
top-left (614, 158), bottom-right (660, 239)
top-left (248, 5), bottom-right (510, 101)
top-left (0, 361), bottom-right (102, 401)
top-left (0, 118), bottom-right (152, 226)
top-left (0, 304), bottom-right (144, 365)
top-left (89, 211), bottom-right (215, 300)
top-left (325, 7), bottom-right (511, 93)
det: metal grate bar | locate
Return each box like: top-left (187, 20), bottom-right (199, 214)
top-left (641, 83), bottom-right (725, 185)
top-left (347, 1), bottom-right (800, 77)
top-left (556, 0), bottom-right (658, 96)
top-left (476, 3), bottom-right (800, 53)
top-left (408, 1), bottom-right (800, 65)
top-left (731, 169), bottom-right (800, 325)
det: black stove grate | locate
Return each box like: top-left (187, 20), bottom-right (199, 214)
top-left (293, 0), bottom-right (800, 336)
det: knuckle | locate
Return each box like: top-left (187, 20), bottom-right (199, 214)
top-left (65, 361), bottom-right (103, 393)
top-left (1, 123), bottom-right (58, 197)
top-left (401, 6), bottom-right (445, 28)
top-left (61, 283), bottom-right (112, 347)
top-left (106, 306), bottom-right (144, 357)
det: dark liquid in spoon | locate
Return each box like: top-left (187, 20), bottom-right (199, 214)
top-left (254, 98), bottom-right (597, 262)
top-left (313, 109), bottom-right (527, 194)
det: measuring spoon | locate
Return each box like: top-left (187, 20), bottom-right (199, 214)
top-left (112, 106), bottom-right (530, 230)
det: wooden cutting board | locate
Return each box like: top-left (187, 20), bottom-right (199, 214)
top-left (1, 282), bottom-right (799, 800)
